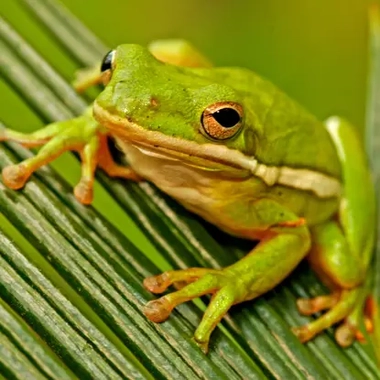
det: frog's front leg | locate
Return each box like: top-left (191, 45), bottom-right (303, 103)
top-left (143, 199), bottom-right (311, 352)
top-left (0, 107), bottom-right (141, 204)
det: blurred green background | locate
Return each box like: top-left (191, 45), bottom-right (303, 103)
top-left (64, 0), bottom-right (370, 128)
top-left (1, 0), bottom-right (371, 127)
top-left (0, 0), bottom-right (373, 263)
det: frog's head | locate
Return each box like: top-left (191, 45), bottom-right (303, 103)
top-left (93, 44), bottom-right (340, 196)
top-left (93, 44), bottom-right (260, 174)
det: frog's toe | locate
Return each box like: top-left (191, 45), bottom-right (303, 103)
top-left (296, 293), bottom-right (339, 316)
top-left (144, 298), bottom-right (173, 323)
top-left (296, 298), bottom-right (315, 315)
top-left (143, 267), bottom-right (219, 294)
top-left (2, 164), bottom-right (30, 189)
top-left (193, 338), bottom-right (210, 355)
top-left (335, 296), bottom-right (374, 345)
top-left (193, 284), bottom-right (237, 353)
top-left (74, 180), bottom-right (94, 205)
top-left (291, 325), bottom-right (313, 343)
top-left (334, 321), bottom-right (357, 347)
top-left (334, 315), bottom-right (373, 346)
top-left (143, 272), bottom-right (173, 294)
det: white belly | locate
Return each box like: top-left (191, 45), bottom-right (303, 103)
top-left (115, 139), bottom-right (218, 214)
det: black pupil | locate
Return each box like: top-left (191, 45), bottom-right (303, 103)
top-left (212, 108), bottom-right (240, 128)
top-left (100, 50), bottom-right (114, 72)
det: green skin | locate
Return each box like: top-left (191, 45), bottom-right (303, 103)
top-left (0, 40), bottom-right (376, 353)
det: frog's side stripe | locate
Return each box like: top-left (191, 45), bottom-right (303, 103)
top-left (94, 102), bottom-right (342, 199)
top-left (247, 160), bottom-right (341, 198)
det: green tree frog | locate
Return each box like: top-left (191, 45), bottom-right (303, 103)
top-left (0, 40), bottom-right (376, 353)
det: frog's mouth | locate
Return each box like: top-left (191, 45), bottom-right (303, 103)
top-left (122, 142), bottom-right (252, 178)
top-left (93, 102), bottom-right (342, 198)
top-left (93, 101), bottom-right (257, 175)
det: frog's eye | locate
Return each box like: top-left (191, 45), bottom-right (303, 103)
top-left (201, 102), bottom-right (243, 140)
top-left (100, 50), bottom-right (116, 73)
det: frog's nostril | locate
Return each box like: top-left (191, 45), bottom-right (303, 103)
top-left (150, 97), bottom-right (160, 108)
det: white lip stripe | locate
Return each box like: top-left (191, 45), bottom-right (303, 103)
top-left (94, 102), bottom-right (342, 199)
top-left (255, 163), bottom-right (341, 198)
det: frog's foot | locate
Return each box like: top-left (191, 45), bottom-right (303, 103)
top-left (293, 286), bottom-right (373, 346)
top-left (143, 268), bottom-right (243, 353)
top-left (0, 116), bottom-right (141, 204)
top-left (73, 66), bottom-right (104, 92)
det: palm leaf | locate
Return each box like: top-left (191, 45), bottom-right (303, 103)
top-left (367, 4), bottom-right (380, 368)
top-left (0, 0), bottom-right (379, 378)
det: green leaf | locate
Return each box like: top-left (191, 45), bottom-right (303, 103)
top-left (0, 0), bottom-right (379, 378)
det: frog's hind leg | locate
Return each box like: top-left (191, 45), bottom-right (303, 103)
top-left (292, 117), bottom-right (377, 346)
top-left (294, 274), bottom-right (373, 346)
top-left (292, 220), bottom-right (372, 346)
top-left (293, 282), bottom-right (370, 346)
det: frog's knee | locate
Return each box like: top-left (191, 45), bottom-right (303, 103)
top-left (309, 221), bottom-right (366, 289)
top-left (309, 245), bottom-right (365, 289)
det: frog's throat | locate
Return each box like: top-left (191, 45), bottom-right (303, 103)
top-left (93, 102), bottom-right (341, 199)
